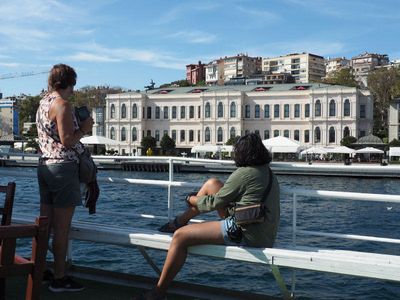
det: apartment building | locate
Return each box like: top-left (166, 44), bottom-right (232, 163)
top-left (104, 83), bottom-right (372, 155)
top-left (351, 52), bottom-right (389, 87)
top-left (0, 99), bottom-right (19, 142)
top-left (389, 98), bottom-right (400, 142)
top-left (325, 57), bottom-right (351, 77)
top-left (186, 61), bottom-right (206, 85)
top-left (262, 53), bottom-right (326, 83)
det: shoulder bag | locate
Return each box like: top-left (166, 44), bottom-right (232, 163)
top-left (75, 147), bottom-right (97, 184)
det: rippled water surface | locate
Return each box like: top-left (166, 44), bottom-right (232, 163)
top-left (3, 167), bottom-right (400, 299)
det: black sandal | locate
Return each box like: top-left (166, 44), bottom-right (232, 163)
top-left (158, 217), bottom-right (185, 233)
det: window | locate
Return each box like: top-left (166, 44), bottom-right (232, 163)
top-left (121, 104), bottom-right (126, 118)
top-left (146, 130), bottom-right (151, 137)
top-left (284, 130), bottom-right (289, 138)
top-left (305, 104), bottom-right (310, 118)
top-left (230, 127), bottom-right (236, 138)
top-left (304, 130), bottom-right (310, 143)
top-left (172, 106), bottom-right (177, 118)
top-left (255, 105), bottom-right (260, 118)
top-left (155, 106), bottom-right (160, 119)
top-left (294, 130), bottom-right (299, 141)
top-left (189, 106), bottom-right (194, 118)
top-left (155, 130), bottom-right (160, 141)
top-left (255, 130), bottom-right (260, 137)
top-left (284, 104), bottom-right (290, 118)
top-left (315, 127), bottom-right (321, 143)
top-left (180, 130), bottom-right (185, 142)
top-left (329, 127), bottom-right (335, 143)
top-left (218, 102), bottom-right (223, 118)
top-left (344, 99), bottom-right (350, 116)
top-left (205, 127), bottom-right (211, 142)
top-left (230, 102), bottom-right (236, 118)
top-left (121, 127), bottom-right (126, 141)
top-left (198, 106), bottom-right (201, 118)
top-left (132, 127), bottom-right (137, 141)
top-left (274, 104), bottom-right (280, 118)
top-left (360, 104), bottom-right (366, 118)
top-left (274, 130), bottom-right (279, 137)
top-left (197, 130), bottom-right (201, 142)
top-left (343, 126), bottom-right (350, 138)
top-left (189, 130), bottom-right (194, 142)
top-left (163, 106), bottom-right (168, 119)
top-left (180, 106), bottom-right (186, 119)
top-left (329, 99), bottom-right (336, 117)
top-left (359, 130), bottom-right (366, 137)
top-left (264, 130), bottom-right (270, 140)
top-left (163, 130), bottom-right (168, 137)
top-left (172, 130), bottom-right (176, 141)
top-left (132, 104), bottom-right (138, 118)
top-left (264, 104), bottom-right (270, 118)
top-left (315, 100), bottom-right (321, 117)
top-left (147, 107), bottom-right (152, 119)
top-left (245, 105), bottom-right (250, 118)
top-left (110, 104), bottom-right (115, 119)
top-left (143, 107), bottom-right (145, 119)
top-left (110, 127), bottom-right (115, 139)
top-left (217, 127), bottom-right (223, 142)
top-left (294, 104), bottom-right (300, 118)
top-left (205, 102), bottom-right (211, 118)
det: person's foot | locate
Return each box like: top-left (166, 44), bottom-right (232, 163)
top-left (158, 217), bottom-right (186, 233)
top-left (42, 269), bottom-right (54, 284)
top-left (131, 289), bottom-right (166, 300)
top-left (48, 276), bottom-right (85, 292)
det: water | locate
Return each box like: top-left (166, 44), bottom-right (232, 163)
top-left (3, 168), bottom-right (400, 299)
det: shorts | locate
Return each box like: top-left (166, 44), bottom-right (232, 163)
top-left (37, 162), bottom-right (82, 208)
top-left (220, 217), bottom-right (247, 246)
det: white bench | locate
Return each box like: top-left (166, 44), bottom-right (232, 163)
top-left (13, 216), bottom-right (400, 299)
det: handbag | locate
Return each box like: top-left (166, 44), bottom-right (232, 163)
top-left (234, 167), bottom-right (273, 225)
top-left (76, 148), bottom-right (97, 184)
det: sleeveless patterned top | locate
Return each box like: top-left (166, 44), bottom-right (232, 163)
top-left (36, 92), bottom-right (84, 165)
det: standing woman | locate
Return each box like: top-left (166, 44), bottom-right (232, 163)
top-left (36, 64), bottom-right (93, 292)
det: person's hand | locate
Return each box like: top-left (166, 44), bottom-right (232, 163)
top-left (80, 117), bottom-right (94, 134)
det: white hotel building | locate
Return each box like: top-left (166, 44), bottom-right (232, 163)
top-left (104, 83), bottom-right (373, 155)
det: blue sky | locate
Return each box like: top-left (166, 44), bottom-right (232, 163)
top-left (0, 0), bottom-right (399, 97)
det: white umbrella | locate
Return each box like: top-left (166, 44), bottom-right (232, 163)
top-left (355, 147), bottom-right (384, 154)
top-left (80, 135), bottom-right (119, 145)
top-left (300, 147), bottom-right (327, 156)
top-left (262, 136), bottom-right (302, 153)
top-left (325, 146), bottom-right (355, 154)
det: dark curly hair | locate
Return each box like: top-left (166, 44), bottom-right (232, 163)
top-left (233, 133), bottom-right (271, 167)
top-left (48, 64), bottom-right (77, 91)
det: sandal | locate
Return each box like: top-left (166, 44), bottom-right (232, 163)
top-left (131, 289), bottom-right (166, 300)
top-left (158, 217), bottom-right (185, 233)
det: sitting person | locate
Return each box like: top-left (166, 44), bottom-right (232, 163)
top-left (132, 133), bottom-right (280, 300)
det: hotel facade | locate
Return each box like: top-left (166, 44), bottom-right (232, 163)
top-left (103, 83), bottom-right (373, 155)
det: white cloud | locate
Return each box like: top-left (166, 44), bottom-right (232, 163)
top-left (235, 6), bottom-right (281, 21)
top-left (67, 52), bottom-right (121, 63)
top-left (167, 31), bottom-right (217, 44)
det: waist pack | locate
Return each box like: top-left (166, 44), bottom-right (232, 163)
top-left (77, 148), bottom-right (97, 184)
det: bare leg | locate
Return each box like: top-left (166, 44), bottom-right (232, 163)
top-left (40, 203), bottom-right (54, 242)
top-left (156, 221), bottom-right (224, 296)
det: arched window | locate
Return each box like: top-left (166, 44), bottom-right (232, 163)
top-left (172, 106), bottom-right (177, 118)
top-left (205, 102), bottom-right (211, 118)
top-left (284, 130), bottom-right (289, 138)
top-left (329, 99), bottom-right (336, 117)
top-left (230, 102), bottom-right (236, 118)
top-left (189, 130), bottom-right (194, 142)
top-left (255, 104), bottom-right (260, 118)
top-left (264, 104), bottom-right (270, 118)
top-left (132, 127), bottom-right (137, 141)
top-left (155, 129), bottom-right (160, 141)
top-left (274, 104), bottom-right (280, 118)
top-left (189, 106), bottom-right (194, 118)
top-left (121, 104), bottom-right (126, 118)
top-left (284, 104), bottom-right (290, 118)
top-left (230, 127), bottom-right (236, 138)
top-left (344, 99), bottom-right (350, 116)
top-left (218, 102), bottom-right (223, 118)
top-left (305, 103), bottom-right (310, 118)
top-left (205, 127), bottom-right (211, 142)
top-left (304, 130), bottom-right (310, 143)
top-left (329, 126), bottom-right (335, 143)
top-left (180, 106), bottom-right (186, 119)
top-left (343, 126), bottom-right (350, 138)
top-left (110, 127), bottom-right (115, 140)
top-left (264, 130), bottom-right (270, 140)
top-left (155, 106), bottom-right (160, 119)
top-left (274, 130), bottom-right (279, 137)
top-left (217, 127), bottom-right (223, 142)
top-left (294, 130), bottom-right (300, 141)
top-left (110, 104), bottom-right (115, 119)
top-left (132, 104), bottom-right (137, 118)
top-left (245, 105), bottom-right (250, 118)
top-left (180, 130), bottom-right (185, 142)
top-left (163, 106), bottom-right (168, 119)
top-left (294, 104), bottom-right (300, 118)
top-left (315, 127), bottom-right (321, 143)
top-left (121, 127), bottom-right (126, 141)
top-left (315, 100), bottom-right (321, 117)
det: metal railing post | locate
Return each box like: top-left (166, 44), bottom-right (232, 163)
top-left (292, 193), bottom-right (297, 246)
top-left (168, 158), bottom-right (174, 220)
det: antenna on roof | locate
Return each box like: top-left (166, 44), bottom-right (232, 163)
top-left (145, 79), bottom-right (155, 91)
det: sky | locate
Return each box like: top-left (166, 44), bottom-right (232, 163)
top-left (0, 0), bottom-right (399, 97)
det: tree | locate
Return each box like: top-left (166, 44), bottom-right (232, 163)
top-left (323, 68), bottom-right (357, 87)
top-left (160, 134), bottom-right (175, 155)
top-left (226, 136), bottom-right (241, 145)
top-left (367, 67), bottom-right (400, 139)
top-left (18, 96), bottom-right (41, 134)
top-left (340, 136), bottom-right (357, 147)
top-left (388, 138), bottom-right (400, 147)
top-left (140, 136), bottom-right (156, 153)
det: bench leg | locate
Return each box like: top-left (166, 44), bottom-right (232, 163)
top-left (270, 265), bottom-right (292, 300)
top-left (137, 246), bottom-right (161, 275)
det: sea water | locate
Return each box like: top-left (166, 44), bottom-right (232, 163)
top-left (3, 168), bottom-right (400, 299)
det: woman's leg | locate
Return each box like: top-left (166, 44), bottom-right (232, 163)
top-left (156, 221), bottom-right (224, 296)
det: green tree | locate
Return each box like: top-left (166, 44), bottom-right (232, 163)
top-left (388, 138), bottom-right (400, 147)
top-left (226, 136), bottom-right (241, 145)
top-left (367, 67), bottom-right (400, 138)
top-left (18, 96), bottom-right (41, 134)
top-left (160, 134), bottom-right (175, 155)
top-left (140, 136), bottom-right (156, 154)
top-left (24, 124), bottom-right (39, 150)
top-left (340, 136), bottom-right (357, 147)
top-left (324, 68), bottom-right (357, 87)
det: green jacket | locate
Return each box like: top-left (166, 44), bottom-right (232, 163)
top-left (196, 164), bottom-right (280, 247)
